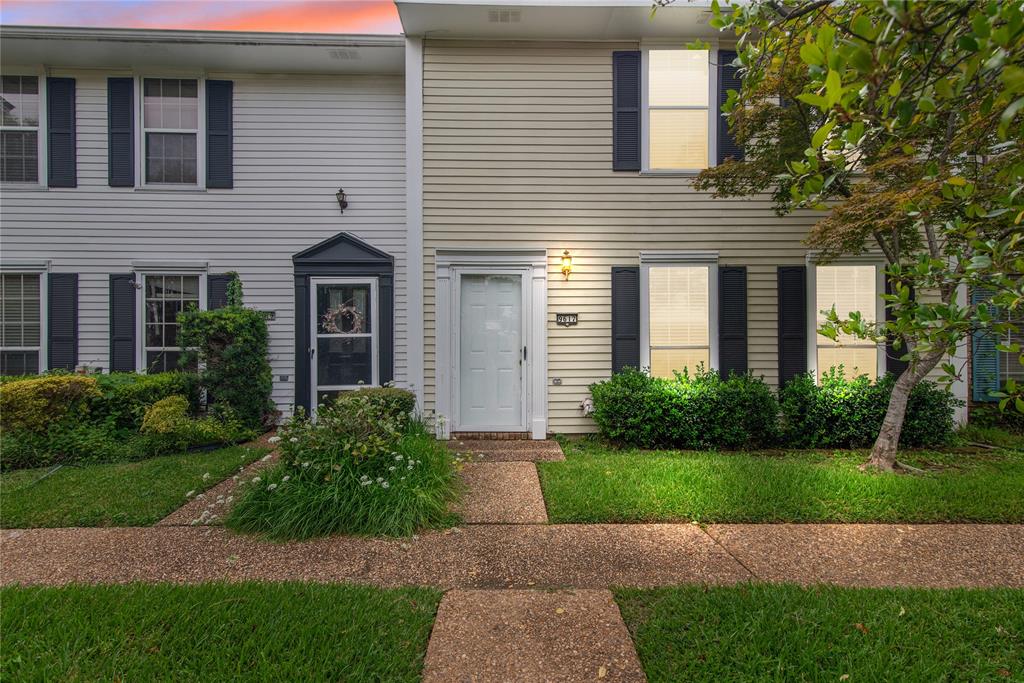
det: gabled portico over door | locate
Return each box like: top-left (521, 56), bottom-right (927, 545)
top-left (435, 248), bottom-right (547, 440)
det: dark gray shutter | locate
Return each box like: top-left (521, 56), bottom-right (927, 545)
top-left (109, 273), bottom-right (136, 372)
top-left (971, 288), bottom-right (999, 402)
top-left (885, 277), bottom-right (912, 376)
top-left (207, 273), bottom-right (235, 309)
top-left (380, 275), bottom-right (394, 385)
top-left (611, 266), bottom-right (641, 373)
top-left (612, 51), bottom-right (641, 172)
top-left (47, 273), bottom-right (78, 370)
top-left (717, 50), bottom-right (743, 165)
top-left (206, 80), bottom-right (233, 189)
top-left (718, 266), bottom-right (747, 378)
top-left (294, 276), bottom-right (310, 413)
top-left (107, 78), bottom-right (134, 187)
top-left (47, 77), bottom-right (76, 188)
top-left (777, 266), bottom-right (807, 386)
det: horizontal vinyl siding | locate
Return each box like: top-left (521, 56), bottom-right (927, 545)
top-left (422, 40), bottom-right (819, 433)
top-left (0, 70), bottom-right (406, 415)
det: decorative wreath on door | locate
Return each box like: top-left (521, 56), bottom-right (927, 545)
top-left (321, 300), bottom-right (366, 334)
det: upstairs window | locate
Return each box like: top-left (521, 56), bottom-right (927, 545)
top-left (1, 76), bottom-right (40, 183)
top-left (814, 265), bottom-right (879, 381)
top-left (646, 50), bottom-right (709, 171)
top-left (143, 78), bottom-right (198, 185)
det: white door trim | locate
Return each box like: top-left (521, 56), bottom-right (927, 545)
top-left (435, 247), bottom-right (547, 439)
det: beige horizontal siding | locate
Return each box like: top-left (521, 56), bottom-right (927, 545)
top-left (421, 39), bottom-right (823, 433)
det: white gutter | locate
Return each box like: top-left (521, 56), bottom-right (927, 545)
top-left (0, 25), bottom-right (405, 48)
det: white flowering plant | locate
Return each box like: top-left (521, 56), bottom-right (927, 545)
top-left (226, 392), bottom-right (460, 539)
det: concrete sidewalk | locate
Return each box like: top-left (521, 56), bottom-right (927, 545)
top-left (3, 523), bottom-right (1021, 589)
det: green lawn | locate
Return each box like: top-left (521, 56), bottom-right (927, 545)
top-left (538, 440), bottom-right (1024, 523)
top-left (616, 585), bottom-right (1024, 682)
top-left (1, 583), bottom-right (440, 682)
top-left (0, 445), bottom-right (267, 528)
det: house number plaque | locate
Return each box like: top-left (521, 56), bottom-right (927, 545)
top-left (556, 313), bottom-right (579, 327)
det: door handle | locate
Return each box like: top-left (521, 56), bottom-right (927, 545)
top-left (523, 346), bottom-right (527, 361)
top-left (309, 347), bottom-right (315, 358)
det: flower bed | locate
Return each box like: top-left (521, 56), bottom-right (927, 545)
top-left (227, 389), bottom-right (459, 539)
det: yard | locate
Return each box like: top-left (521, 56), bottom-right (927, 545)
top-left (537, 439), bottom-right (1024, 524)
top-left (0, 583), bottom-right (440, 681)
top-left (0, 445), bottom-right (268, 528)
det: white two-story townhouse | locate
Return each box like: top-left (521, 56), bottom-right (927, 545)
top-left (395, 0), bottom-right (970, 438)
top-left (0, 26), bottom-right (413, 417)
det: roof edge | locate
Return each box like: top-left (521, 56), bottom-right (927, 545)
top-left (0, 25), bottom-right (405, 47)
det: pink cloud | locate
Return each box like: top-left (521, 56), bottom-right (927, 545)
top-left (0, 0), bottom-right (402, 34)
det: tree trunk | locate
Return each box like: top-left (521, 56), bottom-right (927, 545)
top-left (864, 349), bottom-right (947, 472)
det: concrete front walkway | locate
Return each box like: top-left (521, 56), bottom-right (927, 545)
top-left (3, 523), bottom-right (1022, 589)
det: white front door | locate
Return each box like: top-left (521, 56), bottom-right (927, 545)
top-left (457, 272), bottom-right (525, 430)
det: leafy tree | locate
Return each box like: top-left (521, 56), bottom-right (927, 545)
top-left (681, 0), bottom-right (1024, 470)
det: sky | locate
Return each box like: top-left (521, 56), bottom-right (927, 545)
top-left (0, 0), bottom-right (403, 34)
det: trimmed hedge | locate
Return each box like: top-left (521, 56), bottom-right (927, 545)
top-left (92, 372), bottom-right (202, 430)
top-left (779, 370), bottom-right (959, 448)
top-left (589, 368), bottom-right (780, 450)
top-left (0, 375), bottom-right (101, 434)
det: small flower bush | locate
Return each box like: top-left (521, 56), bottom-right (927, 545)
top-left (140, 395), bottom-right (256, 455)
top-left (589, 367), bottom-right (780, 449)
top-left (780, 369), bottom-right (959, 448)
top-left (227, 393), bottom-right (459, 539)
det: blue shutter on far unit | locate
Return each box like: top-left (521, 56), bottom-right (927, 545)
top-left (206, 80), bottom-right (233, 189)
top-left (717, 50), bottom-right (743, 165)
top-left (972, 288), bottom-right (999, 402)
top-left (107, 78), bottom-right (135, 187)
top-left (47, 77), bottom-right (77, 187)
top-left (612, 51), bottom-right (641, 171)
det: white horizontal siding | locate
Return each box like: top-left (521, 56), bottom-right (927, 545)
top-left (0, 70), bottom-right (406, 415)
top-left (422, 40), bottom-right (823, 433)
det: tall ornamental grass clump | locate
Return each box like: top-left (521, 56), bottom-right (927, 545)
top-left (589, 367), bottom-right (780, 450)
top-left (779, 369), bottom-right (958, 449)
top-left (227, 389), bottom-right (459, 539)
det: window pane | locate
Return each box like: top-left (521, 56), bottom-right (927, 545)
top-left (649, 50), bottom-right (709, 107)
top-left (816, 265), bottom-right (876, 343)
top-left (317, 337), bottom-right (373, 386)
top-left (818, 346), bottom-right (877, 382)
top-left (1, 76), bottom-right (39, 127)
top-left (0, 130), bottom-right (39, 183)
top-left (317, 284), bottom-right (372, 334)
top-left (649, 266), bottom-right (709, 346)
top-left (649, 109), bottom-right (708, 169)
top-left (0, 274), bottom-right (40, 352)
top-left (0, 350), bottom-right (38, 375)
top-left (146, 132), bottom-right (198, 184)
top-left (651, 348), bottom-right (709, 379)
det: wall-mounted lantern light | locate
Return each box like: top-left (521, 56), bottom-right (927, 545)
top-left (336, 188), bottom-right (348, 213)
top-left (560, 249), bottom-right (573, 280)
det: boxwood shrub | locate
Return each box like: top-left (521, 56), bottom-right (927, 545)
top-left (779, 369), bottom-right (959, 448)
top-left (589, 367), bottom-right (780, 450)
top-left (92, 372), bottom-right (202, 430)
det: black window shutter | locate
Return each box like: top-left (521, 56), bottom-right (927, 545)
top-left (47, 77), bottom-right (77, 188)
top-left (107, 78), bottom-right (135, 187)
top-left (48, 273), bottom-right (78, 370)
top-left (207, 273), bottom-right (235, 309)
top-left (206, 80), bottom-right (233, 189)
top-left (612, 51), bottom-right (641, 172)
top-left (380, 275), bottom-right (394, 385)
top-left (718, 266), bottom-right (747, 378)
top-left (294, 276), bottom-right (310, 414)
top-left (885, 277), bottom-right (913, 376)
top-left (109, 273), bottom-right (136, 372)
top-left (611, 266), bottom-right (641, 373)
top-left (777, 266), bottom-right (807, 386)
top-left (717, 49), bottom-right (743, 165)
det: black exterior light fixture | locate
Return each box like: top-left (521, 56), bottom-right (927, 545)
top-left (336, 188), bottom-right (348, 213)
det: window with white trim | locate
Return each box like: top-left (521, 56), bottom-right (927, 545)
top-left (814, 264), bottom-right (879, 381)
top-left (999, 310), bottom-right (1024, 385)
top-left (1, 273), bottom-right (43, 375)
top-left (645, 264), bottom-right (713, 377)
top-left (646, 50), bottom-right (710, 171)
top-left (143, 274), bottom-right (201, 372)
top-left (142, 78), bottom-right (199, 185)
top-left (1, 75), bottom-right (40, 183)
